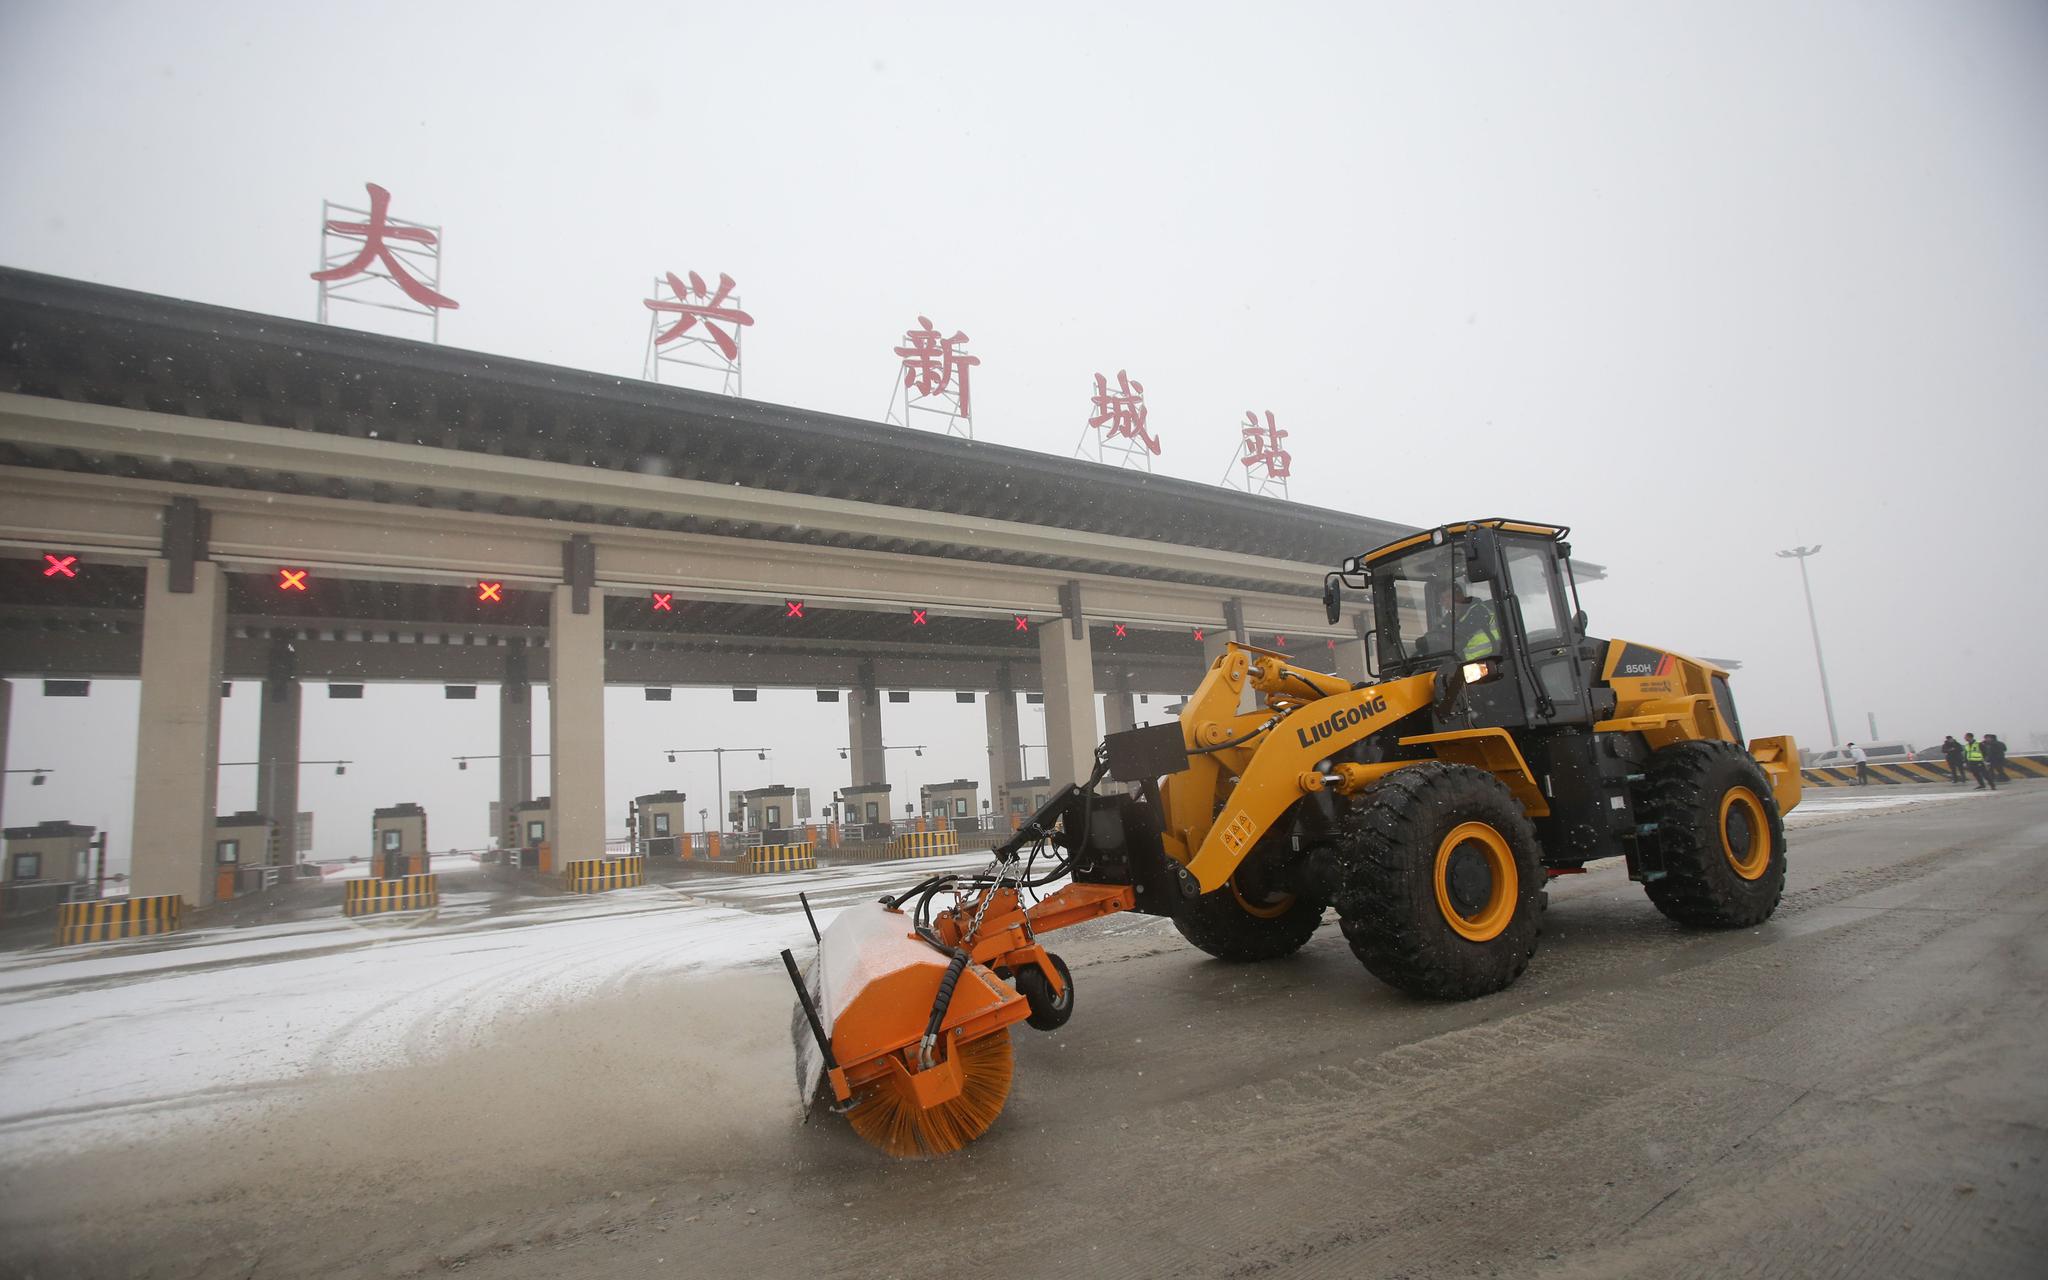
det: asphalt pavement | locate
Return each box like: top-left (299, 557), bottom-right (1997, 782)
top-left (4, 785), bottom-right (2043, 1279)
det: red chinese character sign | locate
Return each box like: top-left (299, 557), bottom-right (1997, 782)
top-left (1223, 409), bottom-right (1294, 498)
top-left (311, 183), bottom-right (457, 342)
top-left (642, 269), bottom-right (754, 396)
top-left (885, 316), bottom-right (979, 438)
top-left (1073, 369), bottom-right (1159, 472)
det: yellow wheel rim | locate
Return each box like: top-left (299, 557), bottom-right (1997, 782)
top-left (1230, 875), bottom-right (1297, 920)
top-left (1433, 822), bottom-right (1517, 942)
top-left (1720, 787), bottom-right (1770, 881)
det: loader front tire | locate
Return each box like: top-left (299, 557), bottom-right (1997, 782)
top-left (1335, 763), bottom-right (1544, 1000)
top-left (1639, 741), bottom-right (1786, 928)
top-left (1170, 876), bottom-right (1324, 962)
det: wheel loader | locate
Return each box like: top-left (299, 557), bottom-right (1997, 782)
top-left (783, 518), bottom-right (1802, 1156)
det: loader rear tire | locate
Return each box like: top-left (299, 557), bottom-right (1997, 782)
top-left (1639, 741), bottom-right (1786, 928)
top-left (1170, 877), bottom-right (1324, 962)
top-left (1334, 763), bottom-right (1544, 1000)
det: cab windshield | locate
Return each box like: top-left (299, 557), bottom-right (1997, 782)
top-left (1369, 543), bottom-right (1500, 667)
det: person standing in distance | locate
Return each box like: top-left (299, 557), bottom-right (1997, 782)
top-left (1941, 734), bottom-right (1966, 784)
top-left (1964, 733), bottom-right (1995, 790)
top-left (1982, 733), bottom-right (2010, 785)
top-left (1848, 741), bottom-right (1870, 786)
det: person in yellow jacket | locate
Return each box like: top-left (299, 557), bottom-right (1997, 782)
top-left (1450, 582), bottom-right (1503, 661)
top-left (1964, 733), bottom-right (1996, 790)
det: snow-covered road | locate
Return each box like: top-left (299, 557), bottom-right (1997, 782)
top-left (0, 851), bottom-right (997, 1159)
top-left (0, 788), bottom-right (1983, 1164)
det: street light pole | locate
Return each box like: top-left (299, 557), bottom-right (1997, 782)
top-left (1776, 545), bottom-right (1841, 750)
top-left (661, 747), bottom-right (771, 830)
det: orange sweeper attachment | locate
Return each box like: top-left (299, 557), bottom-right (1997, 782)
top-left (783, 520), bottom-right (1801, 1158)
top-left (784, 760), bottom-right (1136, 1157)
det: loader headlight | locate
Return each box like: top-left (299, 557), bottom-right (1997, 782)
top-left (1461, 660), bottom-right (1500, 685)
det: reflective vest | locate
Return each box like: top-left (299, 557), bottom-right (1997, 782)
top-left (1459, 601), bottom-right (1501, 659)
top-left (1965, 741), bottom-right (1984, 763)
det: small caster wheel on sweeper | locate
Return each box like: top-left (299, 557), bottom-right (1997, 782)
top-left (1015, 953), bottom-right (1074, 1030)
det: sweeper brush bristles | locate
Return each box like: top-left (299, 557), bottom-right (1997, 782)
top-left (845, 1031), bottom-right (1015, 1158)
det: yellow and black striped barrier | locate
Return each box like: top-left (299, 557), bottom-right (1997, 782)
top-left (344, 874), bottom-right (440, 916)
top-left (747, 843), bottom-right (817, 874)
top-left (887, 829), bottom-right (961, 860)
top-left (1800, 753), bottom-right (2047, 787)
top-left (56, 895), bottom-right (183, 945)
top-left (565, 857), bottom-right (646, 892)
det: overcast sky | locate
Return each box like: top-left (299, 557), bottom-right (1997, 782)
top-left (3, 2), bottom-right (2045, 862)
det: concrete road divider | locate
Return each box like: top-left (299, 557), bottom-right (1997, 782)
top-left (565, 857), bottom-right (646, 893)
top-left (343, 874), bottom-right (441, 916)
top-left (747, 843), bottom-right (818, 874)
top-left (56, 894), bottom-right (183, 945)
top-left (888, 829), bottom-right (960, 860)
top-left (1801, 752), bottom-right (2046, 787)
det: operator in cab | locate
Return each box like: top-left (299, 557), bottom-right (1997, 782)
top-left (1428, 577), bottom-right (1504, 660)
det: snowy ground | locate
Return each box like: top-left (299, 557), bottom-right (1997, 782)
top-left (0, 850), bottom-right (1001, 1161)
top-left (1782, 785), bottom-right (1987, 822)
top-left (0, 788), bottom-right (1984, 1165)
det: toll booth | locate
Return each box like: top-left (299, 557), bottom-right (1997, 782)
top-left (1006, 777), bottom-right (1057, 828)
top-left (371, 803), bottom-right (430, 878)
top-left (212, 811), bottom-right (274, 901)
top-left (837, 783), bottom-right (892, 841)
top-left (740, 785), bottom-right (811, 845)
top-left (511, 797), bottom-right (552, 870)
top-left (919, 779), bottom-right (979, 828)
top-left (4, 820), bottom-right (93, 886)
top-left (633, 789), bottom-right (689, 857)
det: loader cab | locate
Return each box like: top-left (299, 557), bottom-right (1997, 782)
top-left (1346, 521), bottom-right (1593, 732)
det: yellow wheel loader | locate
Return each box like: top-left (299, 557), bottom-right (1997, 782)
top-left (783, 519), bottom-right (1802, 1156)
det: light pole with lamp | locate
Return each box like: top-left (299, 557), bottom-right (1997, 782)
top-left (1776, 544), bottom-right (1841, 750)
top-left (661, 747), bottom-right (771, 831)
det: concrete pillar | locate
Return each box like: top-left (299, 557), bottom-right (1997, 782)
top-left (984, 683), bottom-right (1023, 805)
top-left (0, 677), bottom-right (10, 827)
top-left (498, 650), bottom-right (532, 846)
top-left (130, 559), bottom-right (226, 905)
top-left (1333, 637), bottom-right (1370, 685)
top-left (1039, 623), bottom-right (1098, 787)
top-left (255, 669), bottom-right (301, 864)
top-left (848, 683), bottom-right (887, 787)
top-left (1103, 683), bottom-right (1137, 736)
top-left (547, 586), bottom-right (606, 870)
top-left (1201, 631), bottom-right (1231, 667)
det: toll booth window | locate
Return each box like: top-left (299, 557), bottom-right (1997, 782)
top-left (652, 812), bottom-right (671, 836)
top-left (865, 802), bottom-right (880, 822)
top-left (526, 820), bottom-right (545, 843)
top-left (766, 805), bottom-right (781, 827)
top-left (1011, 796), bottom-right (1028, 813)
top-left (216, 839), bottom-right (240, 865)
top-left (954, 798), bottom-right (969, 817)
top-left (1502, 542), bottom-right (1564, 645)
top-left (11, 853), bottom-right (41, 881)
top-left (381, 830), bottom-right (401, 852)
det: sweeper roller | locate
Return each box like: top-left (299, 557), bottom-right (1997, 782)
top-left (783, 518), bottom-right (1803, 1157)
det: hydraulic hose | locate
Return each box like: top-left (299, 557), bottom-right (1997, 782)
top-left (918, 947), bottom-right (971, 1069)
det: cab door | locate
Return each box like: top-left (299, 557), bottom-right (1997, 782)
top-left (1500, 538), bottom-right (1589, 725)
